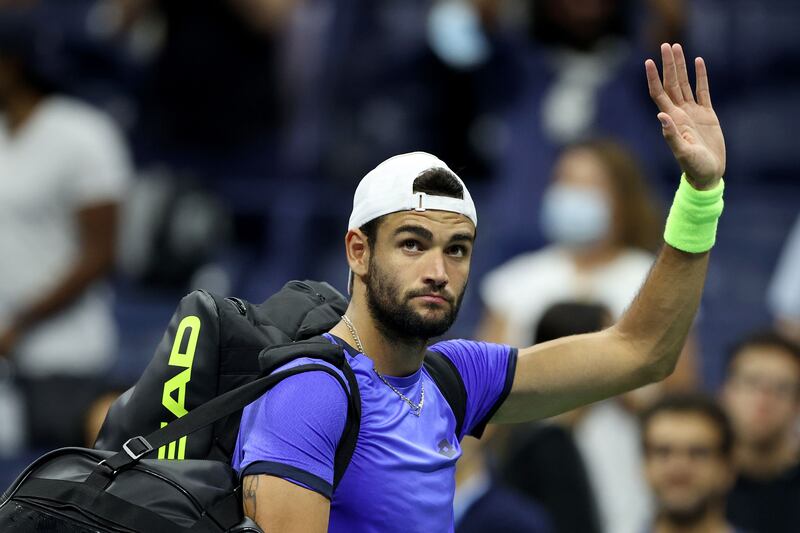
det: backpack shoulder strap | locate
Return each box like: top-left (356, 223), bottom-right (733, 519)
top-left (91, 337), bottom-right (361, 492)
top-left (424, 351), bottom-right (467, 439)
top-left (259, 336), bottom-right (361, 490)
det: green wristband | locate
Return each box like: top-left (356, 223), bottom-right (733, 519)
top-left (663, 173), bottom-right (725, 253)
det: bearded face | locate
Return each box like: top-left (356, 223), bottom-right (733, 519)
top-left (364, 250), bottom-right (465, 342)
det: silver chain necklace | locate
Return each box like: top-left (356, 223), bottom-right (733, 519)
top-left (341, 314), bottom-right (424, 417)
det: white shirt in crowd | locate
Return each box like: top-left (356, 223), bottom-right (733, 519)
top-left (0, 96), bottom-right (131, 377)
top-left (480, 244), bottom-right (656, 533)
top-left (480, 244), bottom-right (654, 346)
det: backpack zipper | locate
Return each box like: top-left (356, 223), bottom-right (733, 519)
top-left (288, 281), bottom-right (327, 303)
top-left (225, 297), bottom-right (247, 316)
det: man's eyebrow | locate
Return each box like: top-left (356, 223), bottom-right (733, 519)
top-left (394, 225), bottom-right (475, 244)
top-left (450, 233), bottom-right (475, 244)
top-left (394, 225), bottom-right (433, 241)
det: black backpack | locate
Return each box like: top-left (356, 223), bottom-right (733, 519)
top-left (0, 280), bottom-right (467, 532)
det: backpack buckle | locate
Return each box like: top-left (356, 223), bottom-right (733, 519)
top-left (122, 436), bottom-right (154, 461)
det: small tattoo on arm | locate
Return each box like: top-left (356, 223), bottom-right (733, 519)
top-left (244, 475), bottom-right (260, 519)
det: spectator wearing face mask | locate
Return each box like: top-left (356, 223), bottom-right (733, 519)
top-left (478, 138), bottom-right (662, 349)
top-left (478, 139), bottom-right (702, 533)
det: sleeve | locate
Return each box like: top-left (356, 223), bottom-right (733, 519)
top-left (232, 367), bottom-right (349, 499)
top-left (66, 111), bottom-right (131, 209)
top-left (429, 339), bottom-right (517, 440)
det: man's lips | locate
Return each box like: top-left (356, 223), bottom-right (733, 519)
top-left (414, 294), bottom-right (450, 305)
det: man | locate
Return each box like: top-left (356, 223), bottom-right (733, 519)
top-left (641, 394), bottom-right (741, 533)
top-left (0, 12), bottom-right (130, 446)
top-left (234, 42), bottom-right (726, 532)
top-left (722, 331), bottom-right (800, 533)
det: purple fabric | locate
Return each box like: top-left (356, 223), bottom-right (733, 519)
top-left (232, 335), bottom-right (515, 532)
top-left (428, 339), bottom-right (517, 440)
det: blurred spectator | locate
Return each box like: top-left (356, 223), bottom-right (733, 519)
top-left (767, 214), bottom-right (800, 345)
top-left (498, 422), bottom-right (601, 533)
top-left (497, 302), bottom-right (606, 533)
top-left (455, 428), bottom-right (554, 533)
top-left (641, 394), bottom-right (740, 533)
top-left (721, 330), bottom-right (800, 533)
top-left (478, 138), bottom-right (661, 347)
top-left (280, 0), bottom-right (525, 187)
top-left (101, 0), bottom-right (298, 169)
top-left (518, 0), bottom-right (685, 148)
top-left (0, 10), bottom-right (131, 447)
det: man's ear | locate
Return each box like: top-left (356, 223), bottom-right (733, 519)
top-left (346, 229), bottom-right (370, 279)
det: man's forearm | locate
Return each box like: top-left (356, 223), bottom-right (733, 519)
top-left (494, 243), bottom-right (710, 424)
top-left (612, 244), bottom-right (709, 381)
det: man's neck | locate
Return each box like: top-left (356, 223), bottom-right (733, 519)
top-left (653, 510), bottom-right (732, 533)
top-left (330, 301), bottom-right (427, 377)
top-left (4, 90), bottom-right (43, 134)
top-left (736, 436), bottom-right (799, 480)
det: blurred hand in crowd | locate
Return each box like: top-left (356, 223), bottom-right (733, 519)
top-left (0, 326), bottom-right (20, 358)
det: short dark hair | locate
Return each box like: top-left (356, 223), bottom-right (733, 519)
top-left (641, 393), bottom-right (735, 459)
top-left (724, 330), bottom-right (800, 381)
top-left (359, 167), bottom-right (464, 246)
top-left (0, 13), bottom-right (59, 95)
top-left (534, 301), bottom-right (610, 344)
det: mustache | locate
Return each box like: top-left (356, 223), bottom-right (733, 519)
top-left (405, 288), bottom-right (454, 304)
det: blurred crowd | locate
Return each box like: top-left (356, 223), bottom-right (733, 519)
top-left (0, 0), bottom-right (799, 532)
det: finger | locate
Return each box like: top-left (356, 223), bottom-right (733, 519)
top-left (695, 57), bottom-right (712, 107)
top-left (645, 59), bottom-right (673, 111)
top-left (661, 43), bottom-right (684, 104)
top-left (658, 112), bottom-right (690, 157)
top-left (672, 43), bottom-right (695, 103)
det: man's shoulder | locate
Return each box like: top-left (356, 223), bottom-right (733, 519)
top-left (429, 339), bottom-right (511, 358)
top-left (243, 356), bottom-right (352, 415)
top-left (269, 355), bottom-right (349, 386)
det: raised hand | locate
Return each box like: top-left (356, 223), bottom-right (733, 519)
top-left (646, 43), bottom-right (726, 190)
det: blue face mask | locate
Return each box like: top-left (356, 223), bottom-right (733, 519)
top-left (426, 1), bottom-right (490, 70)
top-left (540, 184), bottom-right (611, 246)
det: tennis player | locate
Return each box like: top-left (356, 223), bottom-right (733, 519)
top-left (233, 43), bottom-right (726, 533)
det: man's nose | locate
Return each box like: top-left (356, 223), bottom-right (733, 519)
top-left (423, 251), bottom-right (449, 290)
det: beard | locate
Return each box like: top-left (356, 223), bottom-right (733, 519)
top-left (659, 492), bottom-right (724, 528)
top-left (364, 255), bottom-right (465, 343)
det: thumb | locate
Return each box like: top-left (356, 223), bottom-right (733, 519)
top-left (658, 112), bottom-right (689, 157)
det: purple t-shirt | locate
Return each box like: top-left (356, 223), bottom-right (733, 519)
top-left (232, 335), bottom-right (517, 533)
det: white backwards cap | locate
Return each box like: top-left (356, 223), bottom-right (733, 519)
top-left (346, 152), bottom-right (477, 293)
top-left (348, 151), bottom-right (477, 230)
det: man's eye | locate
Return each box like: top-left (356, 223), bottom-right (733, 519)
top-left (447, 245), bottom-right (467, 257)
top-left (403, 240), bottom-right (421, 251)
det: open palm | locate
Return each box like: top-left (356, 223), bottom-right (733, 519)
top-left (646, 43), bottom-right (726, 189)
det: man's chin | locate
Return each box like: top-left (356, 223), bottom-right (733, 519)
top-left (659, 494), bottom-right (717, 526)
top-left (403, 311), bottom-right (454, 340)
